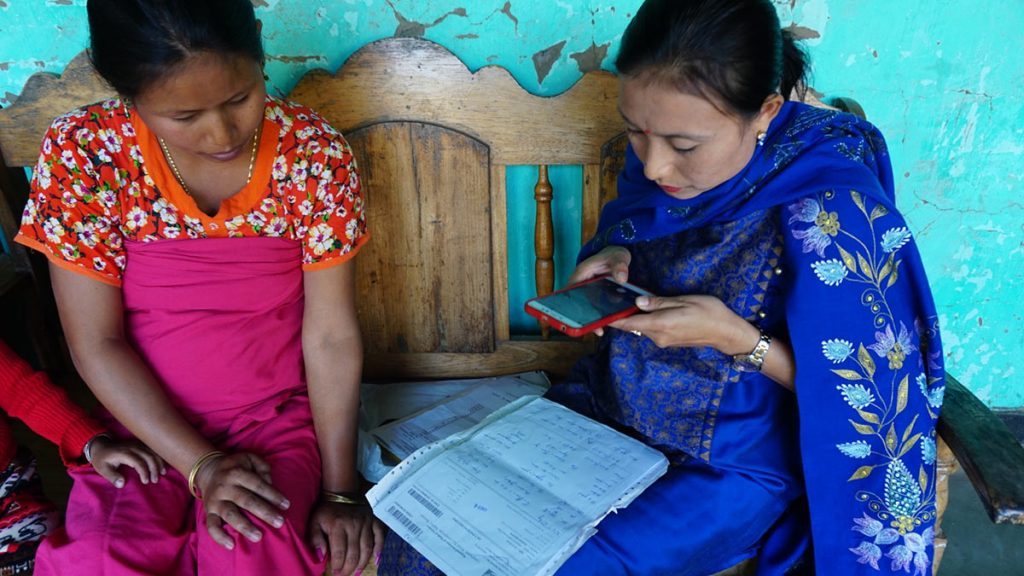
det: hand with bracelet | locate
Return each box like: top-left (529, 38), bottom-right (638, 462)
top-left (307, 489), bottom-right (384, 575)
top-left (85, 433), bottom-right (165, 488)
top-left (189, 450), bottom-right (293, 550)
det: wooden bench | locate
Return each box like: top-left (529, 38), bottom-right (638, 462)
top-left (1, 37), bottom-right (1021, 575)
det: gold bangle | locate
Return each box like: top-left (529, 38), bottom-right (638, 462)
top-left (187, 450), bottom-right (225, 499)
top-left (321, 490), bottom-right (368, 506)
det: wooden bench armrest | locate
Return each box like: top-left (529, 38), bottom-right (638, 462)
top-left (937, 375), bottom-right (1024, 524)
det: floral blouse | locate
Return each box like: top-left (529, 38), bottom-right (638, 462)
top-left (16, 96), bottom-right (368, 286)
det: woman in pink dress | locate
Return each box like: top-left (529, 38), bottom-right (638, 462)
top-left (16, 1), bottom-right (382, 573)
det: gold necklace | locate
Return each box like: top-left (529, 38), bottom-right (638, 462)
top-left (158, 125), bottom-right (261, 195)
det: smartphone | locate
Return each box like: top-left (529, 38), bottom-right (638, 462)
top-left (524, 275), bottom-right (652, 337)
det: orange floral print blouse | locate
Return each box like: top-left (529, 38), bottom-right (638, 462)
top-left (16, 97), bottom-right (368, 286)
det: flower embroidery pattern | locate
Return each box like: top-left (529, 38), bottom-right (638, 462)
top-left (838, 441), bottom-right (872, 459)
top-left (812, 258), bottom-right (849, 286)
top-left (850, 540), bottom-right (882, 570)
top-left (868, 322), bottom-right (918, 370)
top-left (881, 227), bottom-right (912, 254)
top-left (920, 437), bottom-right (937, 466)
top-left (791, 190), bottom-right (941, 572)
top-left (823, 339), bottom-right (855, 363)
top-left (838, 384), bottom-right (876, 409)
top-left (788, 197), bottom-right (839, 257)
top-left (851, 514), bottom-right (933, 575)
top-left (917, 373), bottom-right (945, 410)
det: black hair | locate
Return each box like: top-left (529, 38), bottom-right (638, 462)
top-left (87, 0), bottom-right (264, 98)
top-left (616, 0), bottom-right (809, 118)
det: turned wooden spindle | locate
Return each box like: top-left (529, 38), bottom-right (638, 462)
top-left (534, 165), bottom-right (554, 339)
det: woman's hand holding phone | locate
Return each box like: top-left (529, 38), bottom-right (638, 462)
top-left (568, 246), bottom-right (633, 335)
top-left (610, 294), bottom-right (759, 355)
top-left (571, 247), bottom-right (755, 352)
top-left (565, 247), bottom-right (768, 360)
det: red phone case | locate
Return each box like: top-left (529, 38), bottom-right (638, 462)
top-left (524, 275), bottom-right (646, 338)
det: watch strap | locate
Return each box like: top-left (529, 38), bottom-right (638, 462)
top-left (732, 331), bottom-right (772, 372)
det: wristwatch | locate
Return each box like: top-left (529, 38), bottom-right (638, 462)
top-left (732, 331), bottom-right (772, 372)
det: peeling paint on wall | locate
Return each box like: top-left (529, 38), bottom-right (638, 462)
top-left (532, 41), bottom-right (566, 85)
top-left (570, 42), bottom-right (610, 74)
top-left (267, 55), bottom-right (327, 64)
top-left (498, 1), bottom-right (519, 35)
top-left (385, 0), bottom-right (467, 38)
top-left (0, 0), bottom-right (1021, 406)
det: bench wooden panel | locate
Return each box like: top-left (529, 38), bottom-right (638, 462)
top-left (348, 123), bottom-right (494, 355)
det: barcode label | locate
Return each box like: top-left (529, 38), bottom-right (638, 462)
top-left (409, 488), bottom-right (443, 518)
top-left (388, 505), bottom-right (422, 537)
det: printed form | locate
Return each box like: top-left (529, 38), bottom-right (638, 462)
top-left (367, 396), bottom-right (668, 576)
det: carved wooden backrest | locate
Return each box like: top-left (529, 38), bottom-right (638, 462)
top-left (290, 38), bottom-right (626, 380)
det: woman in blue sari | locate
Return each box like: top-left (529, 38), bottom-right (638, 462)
top-left (381, 0), bottom-right (944, 574)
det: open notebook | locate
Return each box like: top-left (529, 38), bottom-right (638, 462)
top-left (367, 386), bottom-right (668, 576)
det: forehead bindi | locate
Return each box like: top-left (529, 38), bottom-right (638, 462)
top-left (619, 78), bottom-right (734, 140)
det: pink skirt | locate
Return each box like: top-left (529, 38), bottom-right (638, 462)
top-left (36, 237), bottom-right (326, 575)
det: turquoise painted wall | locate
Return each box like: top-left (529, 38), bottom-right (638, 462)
top-left (1, 1), bottom-right (1021, 407)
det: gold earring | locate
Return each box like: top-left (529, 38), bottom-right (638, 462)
top-left (756, 130), bottom-right (767, 147)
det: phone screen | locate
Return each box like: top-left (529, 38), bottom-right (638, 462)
top-left (529, 277), bottom-right (647, 328)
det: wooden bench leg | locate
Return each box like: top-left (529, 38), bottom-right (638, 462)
top-left (932, 436), bottom-right (957, 575)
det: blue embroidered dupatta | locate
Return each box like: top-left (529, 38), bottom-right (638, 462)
top-left (582, 102), bottom-right (945, 575)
